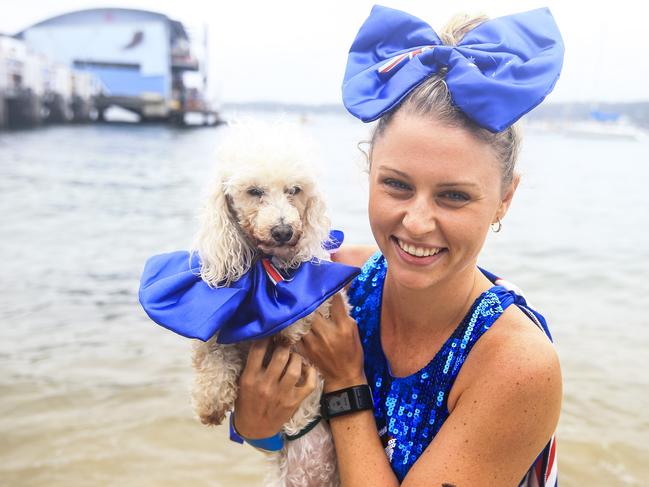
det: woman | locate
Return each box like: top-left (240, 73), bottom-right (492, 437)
top-left (233, 6), bottom-right (563, 486)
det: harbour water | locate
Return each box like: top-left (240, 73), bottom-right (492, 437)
top-left (1, 112), bottom-right (648, 486)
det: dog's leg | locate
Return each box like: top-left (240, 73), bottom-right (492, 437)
top-left (191, 336), bottom-right (244, 425)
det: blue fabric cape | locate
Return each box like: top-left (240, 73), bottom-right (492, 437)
top-left (139, 249), bottom-right (360, 344)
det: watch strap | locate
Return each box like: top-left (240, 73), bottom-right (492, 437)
top-left (321, 384), bottom-right (373, 420)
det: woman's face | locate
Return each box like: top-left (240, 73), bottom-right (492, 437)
top-left (368, 111), bottom-right (517, 290)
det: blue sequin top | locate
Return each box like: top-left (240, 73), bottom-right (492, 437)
top-left (347, 252), bottom-right (552, 482)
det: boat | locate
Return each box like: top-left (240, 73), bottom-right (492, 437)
top-left (561, 111), bottom-right (646, 141)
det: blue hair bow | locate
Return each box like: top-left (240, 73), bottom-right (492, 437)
top-left (342, 5), bottom-right (564, 132)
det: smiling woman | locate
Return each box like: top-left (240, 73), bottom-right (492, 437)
top-left (231, 5), bottom-right (564, 487)
top-left (314, 106), bottom-right (560, 487)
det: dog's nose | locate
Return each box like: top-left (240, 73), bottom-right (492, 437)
top-left (271, 224), bottom-right (293, 243)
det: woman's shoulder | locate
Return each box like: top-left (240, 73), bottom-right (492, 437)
top-left (406, 305), bottom-right (562, 486)
top-left (449, 303), bottom-right (561, 415)
top-left (479, 304), bottom-right (559, 377)
top-left (331, 244), bottom-right (378, 268)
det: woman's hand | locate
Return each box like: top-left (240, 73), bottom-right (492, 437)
top-left (233, 338), bottom-right (317, 439)
top-left (298, 293), bottom-right (367, 393)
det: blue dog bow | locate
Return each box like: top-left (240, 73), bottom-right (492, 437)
top-left (138, 232), bottom-right (360, 344)
top-left (342, 5), bottom-right (564, 132)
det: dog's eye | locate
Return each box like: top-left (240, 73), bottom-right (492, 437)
top-left (287, 186), bottom-right (301, 196)
top-left (247, 187), bottom-right (264, 197)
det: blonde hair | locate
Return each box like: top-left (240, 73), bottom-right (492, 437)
top-left (369, 13), bottom-right (521, 190)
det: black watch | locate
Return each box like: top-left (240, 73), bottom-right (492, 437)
top-left (321, 384), bottom-right (373, 420)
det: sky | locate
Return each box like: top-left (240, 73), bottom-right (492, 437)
top-left (1, 0), bottom-right (648, 105)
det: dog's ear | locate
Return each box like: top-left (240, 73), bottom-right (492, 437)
top-left (192, 176), bottom-right (255, 287)
top-left (294, 191), bottom-right (331, 262)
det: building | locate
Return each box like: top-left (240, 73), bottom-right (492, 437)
top-left (16, 8), bottom-right (216, 123)
top-left (0, 34), bottom-right (44, 127)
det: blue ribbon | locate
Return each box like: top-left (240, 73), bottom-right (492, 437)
top-left (138, 234), bottom-right (359, 344)
top-left (342, 5), bottom-right (564, 132)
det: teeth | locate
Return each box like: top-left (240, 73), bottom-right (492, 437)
top-left (397, 239), bottom-right (441, 257)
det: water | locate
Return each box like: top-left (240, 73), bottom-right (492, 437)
top-left (1, 113), bottom-right (648, 486)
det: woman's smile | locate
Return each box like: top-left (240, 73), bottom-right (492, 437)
top-left (391, 236), bottom-right (447, 266)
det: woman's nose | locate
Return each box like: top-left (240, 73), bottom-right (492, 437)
top-left (402, 198), bottom-right (436, 236)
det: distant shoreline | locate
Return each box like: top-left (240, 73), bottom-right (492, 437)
top-left (223, 101), bottom-right (649, 129)
top-left (222, 102), bottom-right (348, 115)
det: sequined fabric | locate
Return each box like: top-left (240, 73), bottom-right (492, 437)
top-left (347, 252), bottom-right (519, 481)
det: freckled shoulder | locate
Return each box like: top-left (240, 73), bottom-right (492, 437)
top-left (331, 245), bottom-right (378, 268)
top-left (448, 304), bottom-right (561, 416)
top-left (404, 306), bottom-right (562, 485)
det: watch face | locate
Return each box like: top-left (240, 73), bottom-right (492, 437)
top-left (326, 392), bottom-right (351, 413)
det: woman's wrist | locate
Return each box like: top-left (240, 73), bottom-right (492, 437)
top-left (323, 374), bottom-right (368, 394)
top-left (230, 412), bottom-right (284, 451)
top-left (232, 411), bottom-right (280, 439)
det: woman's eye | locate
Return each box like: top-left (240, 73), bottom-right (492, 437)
top-left (247, 187), bottom-right (264, 197)
top-left (384, 178), bottom-right (411, 191)
top-left (287, 186), bottom-right (301, 195)
top-left (440, 191), bottom-right (470, 203)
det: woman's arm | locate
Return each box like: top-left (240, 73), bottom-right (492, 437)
top-left (299, 297), bottom-right (562, 487)
top-left (327, 409), bottom-right (400, 486)
top-left (331, 244), bottom-right (378, 267)
top-left (401, 316), bottom-right (562, 487)
top-left (299, 293), bottom-right (400, 486)
top-left (232, 245), bottom-right (376, 451)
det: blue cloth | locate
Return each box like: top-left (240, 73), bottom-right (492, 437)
top-left (347, 252), bottom-right (554, 481)
top-left (342, 5), bottom-right (564, 132)
top-left (139, 248), bottom-right (360, 344)
top-left (229, 412), bottom-right (284, 451)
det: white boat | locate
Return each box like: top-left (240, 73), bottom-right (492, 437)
top-left (561, 120), bottom-right (647, 141)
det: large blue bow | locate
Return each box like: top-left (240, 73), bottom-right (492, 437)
top-left (342, 5), bottom-right (564, 132)
top-left (138, 240), bottom-right (359, 344)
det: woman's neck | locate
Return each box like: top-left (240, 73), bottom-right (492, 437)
top-left (382, 263), bottom-right (487, 342)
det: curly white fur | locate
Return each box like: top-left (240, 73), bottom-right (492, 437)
top-left (190, 120), bottom-right (341, 486)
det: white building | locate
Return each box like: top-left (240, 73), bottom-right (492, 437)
top-left (17, 8), bottom-right (202, 121)
top-left (0, 35), bottom-right (44, 126)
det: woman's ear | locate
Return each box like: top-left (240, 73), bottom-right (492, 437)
top-left (496, 173), bottom-right (520, 222)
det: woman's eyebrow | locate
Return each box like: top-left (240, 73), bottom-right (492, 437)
top-left (379, 166), bottom-right (479, 189)
top-left (437, 181), bottom-right (480, 188)
top-left (378, 166), bottom-right (411, 179)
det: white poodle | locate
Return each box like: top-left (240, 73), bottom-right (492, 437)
top-left (190, 121), bottom-right (343, 487)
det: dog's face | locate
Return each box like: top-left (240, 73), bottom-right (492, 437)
top-left (196, 122), bottom-right (330, 287)
top-left (225, 173), bottom-right (315, 260)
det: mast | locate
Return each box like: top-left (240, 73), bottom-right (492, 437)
top-left (202, 23), bottom-right (208, 96)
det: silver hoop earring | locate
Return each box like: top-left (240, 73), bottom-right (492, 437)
top-left (491, 219), bottom-right (502, 233)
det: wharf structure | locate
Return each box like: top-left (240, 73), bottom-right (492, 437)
top-left (0, 35), bottom-right (93, 127)
top-left (1, 8), bottom-right (219, 129)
